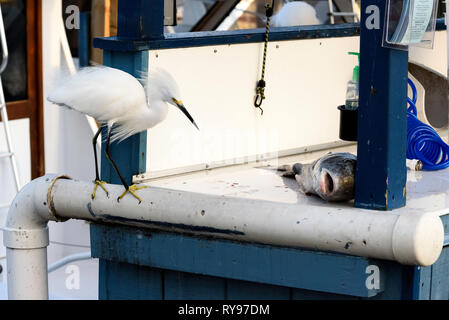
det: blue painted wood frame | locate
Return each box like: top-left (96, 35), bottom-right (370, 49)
top-left (93, 18), bottom-right (446, 52)
top-left (92, 223), bottom-right (449, 300)
top-left (95, 23), bottom-right (360, 51)
top-left (78, 12), bottom-right (89, 67)
top-left (92, 215), bottom-right (449, 300)
top-left (354, 0), bottom-right (408, 210)
top-left (91, 223), bottom-right (387, 298)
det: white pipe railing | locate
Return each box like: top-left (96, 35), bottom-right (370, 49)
top-left (3, 175), bottom-right (445, 299)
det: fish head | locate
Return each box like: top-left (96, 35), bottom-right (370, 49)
top-left (316, 153), bottom-right (356, 202)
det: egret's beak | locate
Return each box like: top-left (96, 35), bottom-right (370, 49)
top-left (172, 98), bottom-right (199, 130)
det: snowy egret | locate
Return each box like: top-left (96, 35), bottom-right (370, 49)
top-left (48, 66), bottom-right (199, 203)
top-left (272, 2), bottom-right (321, 27)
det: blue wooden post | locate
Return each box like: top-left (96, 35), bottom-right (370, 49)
top-left (100, 51), bottom-right (148, 184)
top-left (355, 0), bottom-right (408, 210)
top-left (93, 0), bottom-right (165, 299)
top-left (117, 0), bottom-right (164, 40)
top-left (97, 0), bottom-right (164, 184)
top-left (78, 12), bottom-right (89, 67)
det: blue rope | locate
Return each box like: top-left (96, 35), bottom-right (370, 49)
top-left (407, 78), bottom-right (449, 171)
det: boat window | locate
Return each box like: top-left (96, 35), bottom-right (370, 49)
top-left (0, 0), bottom-right (27, 102)
top-left (166, 0), bottom-right (360, 34)
top-left (64, 0), bottom-right (447, 64)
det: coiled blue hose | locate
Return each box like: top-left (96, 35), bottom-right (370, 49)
top-left (407, 78), bottom-right (449, 170)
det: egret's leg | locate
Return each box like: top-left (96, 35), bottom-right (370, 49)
top-left (91, 127), bottom-right (109, 200)
top-left (118, 184), bottom-right (148, 204)
top-left (104, 127), bottom-right (147, 204)
top-left (93, 127), bottom-right (102, 181)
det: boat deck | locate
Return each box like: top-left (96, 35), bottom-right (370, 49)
top-left (146, 144), bottom-right (449, 218)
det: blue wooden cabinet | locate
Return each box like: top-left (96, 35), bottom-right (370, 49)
top-left (90, 214), bottom-right (449, 300)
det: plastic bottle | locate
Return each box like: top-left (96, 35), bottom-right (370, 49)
top-left (345, 52), bottom-right (360, 110)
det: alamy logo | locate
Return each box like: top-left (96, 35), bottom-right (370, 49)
top-left (365, 265), bottom-right (380, 290)
top-left (365, 5), bottom-right (380, 30)
top-left (65, 5), bottom-right (80, 30)
top-left (65, 265), bottom-right (80, 290)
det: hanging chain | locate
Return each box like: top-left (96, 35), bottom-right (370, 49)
top-left (254, 1), bottom-right (275, 116)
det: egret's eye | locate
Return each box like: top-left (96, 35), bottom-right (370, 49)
top-left (172, 98), bottom-right (183, 106)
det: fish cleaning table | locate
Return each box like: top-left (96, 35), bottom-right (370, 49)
top-left (90, 146), bottom-right (449, 300)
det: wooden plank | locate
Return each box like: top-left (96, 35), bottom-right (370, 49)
top-left (34, 0), bottom-right (45, 179)
top-left (94, 23), bottom-right (360, 52)
top-left (164, 270), bottom-right (226, 300)
top-left (90, 224), bottom-right (386, 298)
top-left (0, 100), bottom-right (30, 121)
top-left (26, 0), bottom-right (45, 179)
top-left (91, 0), bottom-right (108, 65)
top-left (355, 0), bottom-right (408, 210)
top-left (110, 0), bottom-right (118, 36)
top-left (94, 18), bottom-right (447, 52)
top-left (99, 259), bottom-right (163, 300)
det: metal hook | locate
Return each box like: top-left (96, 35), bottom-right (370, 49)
top-left (254, 94), bottom-right (264, 115)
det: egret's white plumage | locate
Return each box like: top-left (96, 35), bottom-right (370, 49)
top-left (48, 66), bottom-right (198, 202)
top-left (48, 66), bottom-right (194, 143)
top-left (272, 2), bottom-right (321, 27)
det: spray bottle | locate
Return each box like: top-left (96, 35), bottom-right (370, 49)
top-left (345, 52), bottom-right (360, 110)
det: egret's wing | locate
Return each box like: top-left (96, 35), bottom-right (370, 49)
top-left (47, 66), bottom-right (147, 123)
top-left (135, 69), bottom-right (149, 100)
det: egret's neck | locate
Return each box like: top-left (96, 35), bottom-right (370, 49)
top-left (110, 100), bottom-right (169, 142)
top-left (147, 99), bottom-right (169, 127)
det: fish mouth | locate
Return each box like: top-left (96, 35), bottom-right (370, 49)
top-left (320, 170), bottom-right (335, 196)
top-left (319, 169), bottom-right (355, 202)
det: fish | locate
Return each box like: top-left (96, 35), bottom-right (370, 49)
top-left (278, 152), bottom-right (357, 202)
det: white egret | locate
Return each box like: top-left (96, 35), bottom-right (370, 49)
top-left (272, 2), bottom-right (321, 27)
top-left (48, 66), bottom-right (199, 203)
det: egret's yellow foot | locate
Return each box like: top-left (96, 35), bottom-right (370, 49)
top-left (92, 180), bottom-right (109, 200)
top-left (118, 184), bottom-right (147, 204)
